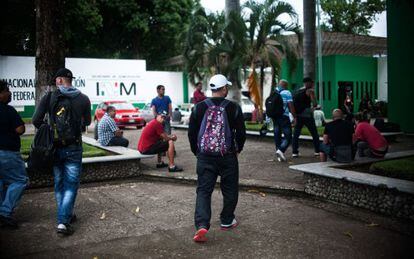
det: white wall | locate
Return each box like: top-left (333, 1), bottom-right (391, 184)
top-left (377, 56), bottom-right (388, 101)
top-left (0, 56), bottom-right (183, 107)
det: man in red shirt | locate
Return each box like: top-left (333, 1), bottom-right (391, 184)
top-left (137, 112), bottom-right (183, 172)
top-left (354, 112), bottom-right (388, 158)
top-left (192, 82), bottom-right (206, 104)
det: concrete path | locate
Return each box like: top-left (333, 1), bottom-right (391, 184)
top-left (1, 181), bottom-right (413, 258)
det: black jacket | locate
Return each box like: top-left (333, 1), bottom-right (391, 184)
top-left (32, 90), bottom-right (91, 137)
top-left (188, 97), bottom-right (246, 156)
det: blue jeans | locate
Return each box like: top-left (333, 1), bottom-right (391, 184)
top-left (272, 116), bottom-right (292, 153)
top-left (0, 150), bottom-right (28, 217)
top-left (53, 145), bottom-right (82, 224)
top-left (292, 116), bottom-right (320, 154)
top-left (195, 154), bottom-right (239, 230)
top-left (163, 119), bottom-right (171, 135)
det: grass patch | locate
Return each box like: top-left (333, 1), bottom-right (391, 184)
top-left (22, 118), bottom-right (32, 123)
top-left (369, 156), bottom-right (414, 181)
top-left (20, 135), bottom-right (107, 161)
top-left (245, 122), bottom-right (324, 136)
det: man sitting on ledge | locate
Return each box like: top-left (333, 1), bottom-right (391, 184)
top-left (354, 111), bottom-right (388, 158)
top-left (98, 106), bottom-right (129, 147)
top-left (137, 111), bottom-right (183, 172)
top-left (320, 109), bottom-right (355, 163)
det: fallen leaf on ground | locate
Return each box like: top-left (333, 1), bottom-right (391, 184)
top-left (247, 189), bottom-right (266, 197)
top-left (288, 162), bottom-right (294, 165)
top-left (135, 206), bottom-right (140, 213)
top-left (366, 222), bottom-right (379, 227)
top-left (100, 212), bottom-right (106, 220)
top-left (344, 231), bottom-right (353, 239)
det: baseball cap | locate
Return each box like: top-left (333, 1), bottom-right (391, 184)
top-left (55, 68), bottom-right (75, 79)
top-left (208, 74), bottom-right (232, 90)
top-left (158, 110), bottom-right (168, 117)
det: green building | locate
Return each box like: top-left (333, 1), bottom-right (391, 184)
top-left (281, 32), bottom-right (387, 119)
top-left (387, 0), bottom-right (414, 133)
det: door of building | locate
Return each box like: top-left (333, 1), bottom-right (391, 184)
top-left (338, 81), bottom-right (353, 110)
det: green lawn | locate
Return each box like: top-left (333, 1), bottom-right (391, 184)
top-left (369, 156), bottom-right (414, 181)
top-left (245, 122), bottom-right (324, 136)
top-left (20, 135), bottom-right (107, 160)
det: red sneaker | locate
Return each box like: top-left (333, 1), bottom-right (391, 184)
top-left (193, 228), bottom-right (208, 242)
top-left (220, 219), bottom-right (238, 231)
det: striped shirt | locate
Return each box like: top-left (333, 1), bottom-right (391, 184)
top-left (276, 86), bottom-right (293, 117)
top-left (98, 113), bottom-right (117, 146)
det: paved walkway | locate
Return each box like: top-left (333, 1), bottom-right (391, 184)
top-left (1, 182), bottom-right (413, 258)
top-left (6, 124), bottom-right (412, 258)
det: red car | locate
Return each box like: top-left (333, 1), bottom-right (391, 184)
top-left (94, 101), bottom-right (146, 129)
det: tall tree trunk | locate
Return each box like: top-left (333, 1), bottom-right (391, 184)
top-left (35, 0), bottom-right (65, 105)
top-left (303, 0), bottom-right (316, 79)
top-left (225, 0), bottom-right (241, 104)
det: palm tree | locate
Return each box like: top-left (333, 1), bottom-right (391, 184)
top-left (303, 0), bottom-right (316, 79)
top-left (225, 0), bottom-right (243, 104)
top-left (243, 0), bottom-right (300, 116)
top-left (183, 7), bottom-right (247, 100)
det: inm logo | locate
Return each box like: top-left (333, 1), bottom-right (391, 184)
top-left (96, 82), bottom-right (136, 96)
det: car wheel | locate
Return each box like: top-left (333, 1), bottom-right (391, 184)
top-left (119, 126), bottom-right (125, 130)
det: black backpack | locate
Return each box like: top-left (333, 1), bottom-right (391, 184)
top-left (293, 88), bottom-right (309, 115)
top-left (51, 91), bottom-right (79, 146)
top-left (265, 89), bottom-right (284, 119)
top-left (27, 123), bottom-right (55, 174)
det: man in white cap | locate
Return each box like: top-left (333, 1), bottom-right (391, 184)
top-left (188, 74), bottom-right (246, 242)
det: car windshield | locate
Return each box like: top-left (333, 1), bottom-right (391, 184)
top-left (111, 102), bottom-right (135, 110)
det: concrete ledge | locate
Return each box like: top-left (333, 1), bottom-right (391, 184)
top-left (289, 150), bottom-right (414, 195)
top-left (82, 136), bottom-right (154, 163)
top-left (27, 136), bottom-right (154, 188)
top-left (289, 150), bottom-right (414, 220)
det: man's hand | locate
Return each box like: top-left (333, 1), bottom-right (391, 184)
top-left (291, 118), bottom-right (296, 127)
top-left (170, 134), bottom-right (177, 141)
top-left (115, 130), bottom-right (123, 137)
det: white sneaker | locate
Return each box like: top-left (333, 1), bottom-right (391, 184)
top-left (276, 150), bottom-right (286, 162)
top-left (314, 152), bottom-right (320, 157)
top-left (292, 153), bottom-right (299, 158)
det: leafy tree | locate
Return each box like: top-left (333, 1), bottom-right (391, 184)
top-left (0, 0), bottom-right (35, 56)
top-left (321, 0), bottom-right (386, 35)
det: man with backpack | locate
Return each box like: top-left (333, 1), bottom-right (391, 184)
top-left (0, 81), bottom-right (28, 229)
top-left (292, 77), bottom-right (320, 157)
top-left (32, 68), bottom-right (91, 236)
top-left (265, 79), bottom-right (296, 162)
top-left (188, 74), bottom-right (246, 243)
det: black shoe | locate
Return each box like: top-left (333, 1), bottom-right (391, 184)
top-left (156, 162), bottom-right (168, 168)
top-left (57, 223), bottom-right (74, 236)
top-left (0, 215), bottom-right (18, 229)
top-left (70, 214), bottom-right (77, 224)
top-left (168, 165), bottom-right (183, 172)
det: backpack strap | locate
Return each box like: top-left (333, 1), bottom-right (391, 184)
top-left (204, 98), bottom-right (214, 107)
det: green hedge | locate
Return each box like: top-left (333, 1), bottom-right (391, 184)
top-left (20, 136), bottom-right (107, 161)
top-left (369, 156), bottom-right (414, 181)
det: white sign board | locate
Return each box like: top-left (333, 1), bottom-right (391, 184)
top-left (0, 56), bottom-right (184, 106)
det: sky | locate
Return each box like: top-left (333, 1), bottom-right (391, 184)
top-left (200, 0), bottom-right (387, 37)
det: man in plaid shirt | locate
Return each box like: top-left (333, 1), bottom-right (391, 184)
top-left (97, 106), bottom-right (129, 147)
